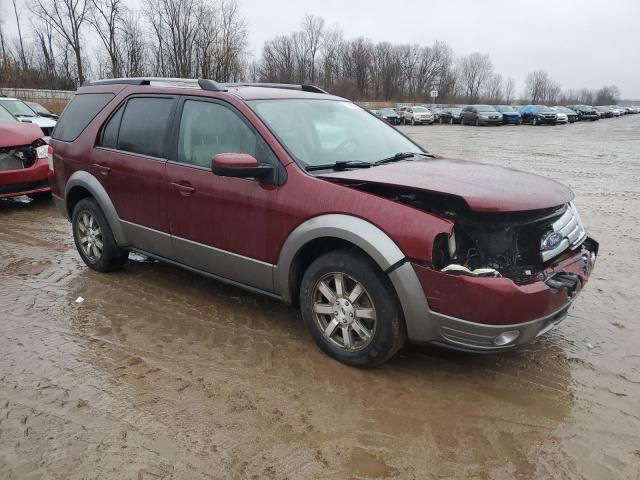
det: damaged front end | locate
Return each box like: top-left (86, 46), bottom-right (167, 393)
top-left (0, 139), bottom-right (47, 172)
top-left (432, 202), bottom-right (595, 285)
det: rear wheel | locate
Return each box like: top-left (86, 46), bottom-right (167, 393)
top-left (72, 198), bottom-right (127, 272)
top-left (300, 250), bottom-right (405, 368)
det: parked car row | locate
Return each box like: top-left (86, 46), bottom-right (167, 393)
top-left (371, 103), bottom-right (639, 127)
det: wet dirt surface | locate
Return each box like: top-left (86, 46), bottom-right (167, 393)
top-left (1, 117), bottom-right (639, 479)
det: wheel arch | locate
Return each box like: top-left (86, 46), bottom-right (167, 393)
top-left (275, 214), bottom-right (406, 305)
top-left (64, 171), bottom-right (127, 245)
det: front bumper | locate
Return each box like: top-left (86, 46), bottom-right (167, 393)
top-left (478, 117), bottom-right (502, 125)
top-left (395, 237), bottom-right (597, 352)
top-left (0, 158), bottom-right (51, 199)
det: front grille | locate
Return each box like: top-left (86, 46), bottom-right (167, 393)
top-left (542, 202), bottom-right (586, 262)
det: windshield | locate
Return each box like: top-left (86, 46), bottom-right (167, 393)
top-left (447, 108), bottom-right (462, 114)
top-left (476, 105), bottom-right (496, 112)
top-left (380, 108), bottom-right (397, 115)
top-left (27, 102), bottom-right (50, 115)
top-left (0, 106), bottom-right (16, 122)
top-left (496, 105), bottom-right (515, 112)
top-left (0, 99), bottom-right (37, 117)
top-left (249, 99), bottom-right (423, 168)
top-left (413, 106), bottom-right (429, 113)
top-left (536, 105), bottom-right (553, 113)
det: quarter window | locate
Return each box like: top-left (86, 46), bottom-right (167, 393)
top-left (177, 100), bottom-right (277, 168)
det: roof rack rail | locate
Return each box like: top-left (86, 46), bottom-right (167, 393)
top-left (224, 83), bottom-right (328, 94)
top-left (85, 77), bottom-right (226, 91)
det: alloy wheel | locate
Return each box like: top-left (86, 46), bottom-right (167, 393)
top-left (312, 272), bottom-right (377, 352)
top-left (76, 210), bottom-right (104, 262)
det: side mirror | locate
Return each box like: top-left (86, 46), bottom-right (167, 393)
top-left (211, 153), bottom-right (273, 179)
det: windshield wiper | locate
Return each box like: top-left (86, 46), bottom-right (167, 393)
top-left (305, 160), bottom-right (373, 172)
top-left (373, 151), bottom-right (432, 166)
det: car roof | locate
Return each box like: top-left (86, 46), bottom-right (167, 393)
top-left (80, 78), bottom-right (345, 102)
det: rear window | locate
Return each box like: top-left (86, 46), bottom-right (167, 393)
top-left (115, 97), bottom-right (174, 158)
top-left (52, 93), bottom-right (114, 142)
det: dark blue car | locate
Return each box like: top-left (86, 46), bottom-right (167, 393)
top-left (520, 105), bottom-right (559, 125)
top-left (494, 105), bottom-right (522, 125)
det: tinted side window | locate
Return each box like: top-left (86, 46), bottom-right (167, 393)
top-left (100, 105), bottom-right (124, 149)
top-left (117, 97), bottom-right (174, 157)
top-left (177, 100), bottom-right (277, 168)
top-left (52, 93), bottom-right (114, 142)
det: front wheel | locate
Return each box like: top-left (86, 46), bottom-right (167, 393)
top-left (461, 116), bottom-right (465, 125)
top-left (299, 250), bottom-right (406, 368)
top-left (411, 117), bottom-right (416, 126)
top-left (532, 117), bottom-right (538, 126)
top-left (72, 198), bottom-right (128, 272)
top-left (474, 118), bottom-right (480, 126)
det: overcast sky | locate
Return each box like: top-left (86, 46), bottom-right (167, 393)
top-left (241, 0), bottom-right (640, 98)
top-left (5, 0), bottom-right (640, 98)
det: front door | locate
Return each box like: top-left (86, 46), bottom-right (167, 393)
top-left (165, 97), bottom-right (283, 293)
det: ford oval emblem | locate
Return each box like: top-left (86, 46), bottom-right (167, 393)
top-left (541, 231), bottom-right (564, 250)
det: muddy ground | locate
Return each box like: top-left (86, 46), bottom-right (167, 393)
top-left (1, 116), bottom-right (639, 479)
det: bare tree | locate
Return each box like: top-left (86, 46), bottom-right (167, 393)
top-left (300, 14), bottom-right (324, 83)
top-left (458, 52), bottom-right (493, 102)
top-left (121, 14), bottom-right (146, 76)
top-left (524, 70), bottom-right (550, 103)
top-left (31, 0), bottom-right (91, 85)
top-left (595, 85), bottom-right (620, 105)
top-left (12, 0), bottom-right (29, 70)
top-left (89, 0), bottom-right (124, 77)
top-left (504, 77), bottom-right (516, 104)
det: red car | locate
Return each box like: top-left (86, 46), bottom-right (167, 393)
top-left (0, 107), bottom-right (52, 200)
top-left (49, 79), bottom-right (598, 367)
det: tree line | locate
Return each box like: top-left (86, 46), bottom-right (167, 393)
top-left (0, 1), bottom-right (622, 105)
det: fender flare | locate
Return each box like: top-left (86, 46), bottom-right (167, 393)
top-left (274, 214), bottom-right (434, 341)
top-left (275, 214), bottom-right (405, 301)
top-left (64, 170), bottom-right (128, 246)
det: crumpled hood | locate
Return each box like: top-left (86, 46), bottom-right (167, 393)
top-left (0, 121), bottom-right (44, 148)
top-left (320, 158), bottom-right (573, 213)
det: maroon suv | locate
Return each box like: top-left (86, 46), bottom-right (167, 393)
top-left (49, 78), bottom-right (598, 367)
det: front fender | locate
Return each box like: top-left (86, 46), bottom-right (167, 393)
top-left (64, 170), bottom-right (127, 246)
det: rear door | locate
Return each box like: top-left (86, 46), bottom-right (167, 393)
top-left (93, 95), bottom-right (177, 257)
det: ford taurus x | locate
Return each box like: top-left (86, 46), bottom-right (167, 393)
top-left (49, 78), bottom-right (598, 367)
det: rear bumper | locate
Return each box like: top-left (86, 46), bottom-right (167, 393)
top-left (0, 158), bottom-right (51, 199)
top-left (392, 237), bottom-right (597, 352)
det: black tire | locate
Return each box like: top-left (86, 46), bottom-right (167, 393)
top-left (72, 197), bottom-right (127, 272)
top-left (299, 249), bottom-right (406, 368)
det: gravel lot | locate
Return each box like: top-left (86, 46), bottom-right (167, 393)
top-left (1, 116), bottom-right (639, 479)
